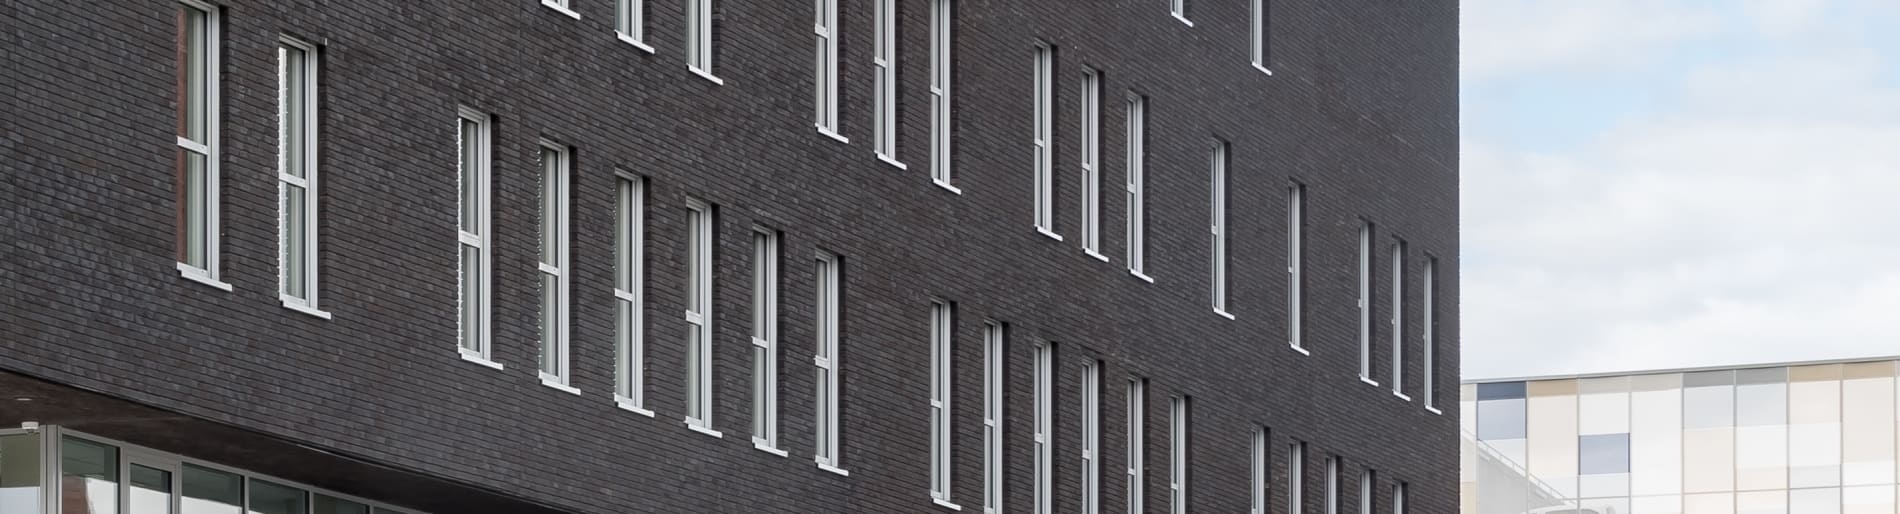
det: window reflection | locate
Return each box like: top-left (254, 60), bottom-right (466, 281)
top-left (63, 437), bottom-right (120, 514)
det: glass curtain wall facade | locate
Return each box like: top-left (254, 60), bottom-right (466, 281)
top-left (1462, 358), bottom-right (1900, 514)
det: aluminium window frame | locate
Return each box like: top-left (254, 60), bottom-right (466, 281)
top-left (684, 199), bottom-right (720, 435)
top-left (1169, 395), bottom-right (1190, 514)
top-left (1290, 442), bottom-right (1305, 514)
top-left (1127, 378), bottom-right (1148, 514)
top-left (1287, 184), bottom-right (1306, 353)
top-left (687, 0), bottom-right (721, 83)
top-left (1125, 93), bottom-right (1150, 280)
top-left (536, 141), bottom-right (576, 393)
top-left (615, 174), bottom-right (651, 413)
top-left (1034, 342), bottom-right (1057, 514)
top-left (1079, 69), bottom-right (1104, 260)
top-left (1357, 222), bottom-right (1375, 384)
top-left (277, 36), bottom-right (327, 319)
top-left (1392, 483), bottom-right (1407, 514)
top-left (1359, 470), bottom-right (1373, 514)
top-left (1080, 360), bottom-right (1102, 514)
top-left (541, 0), bottom-right (581, 19)
top-left (1326, 456), bottom-right (1339, 514)
top-left (873, 0), bottom-right (903, 167)
top-left (1209, 141), bottom-right (1231, 318)
top-left (752, 228), bottom-right (784, 452)
top-left (1390, 240), bottom-right (1408, 400)
top-left (1032, 43), bottom-right (1057, 238)
top-left (983, 322), bottom-right (1007, 514)
top-left (1170, 0), bottom-right (1191, 25)
top-left (457, 107), bottom-right (498, 368)
top-left (616, 0), bottom-right (654, 51)
top-left (1422, 258), bottom-right (1439, 412)
top-left (1252, 427), bottom-right (1268, 514)
top-left (929, 300), bottom-right (958, 507)
top-left (929, 0), bottom-right (956, 191)
top-left (176, 0), bottom-right (227, 290)
top-left (814, 0), bottom-right (845, 141)
top-left (1250, 0), bottom-right (1273, 74)
top-left (814, 252), bottom-right (848, 474)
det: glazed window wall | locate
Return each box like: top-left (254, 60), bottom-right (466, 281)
top-left (1462, 359), bottom-right (1900, 514)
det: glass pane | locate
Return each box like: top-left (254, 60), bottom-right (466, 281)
top-left (179, 5), bottom-right (207, 141)
top-left (1632, 495), bottom-right (1682, 514)
top-left (1841, 363), bottom-right (1896, 486)
top-left (63, 437), bottom-right (120, 514)
top-left (458, 118), bottom-right (480, 235)
top-left (686, 323), bottom-right (704, 417)
top-left (1683, 493), bottom-right (1732, 514)
top-left (0, 434), bottom-right (42, 514)
top-left (616, 180), bottom-right (633, 290)
top-left (540, 273), bottom-right (559, 375)
top-left (1579, 434), bottom-right (1630, 474)
top-left (282, 185), bottom-right (307, 299)
top-left (1630, 373), bottom-right (1683, 496)
top-left (754, 345), bottom-right (769, 436)
top-left (540, 148), bottom-right (560, 266)
top-left (279, 47), bottom-right (307, 180)
top-left (1528, 380), bottom-right (1580, 498)
top-left (1738, 490), bottom-right (1787, 514)
top-left (130, 465), bottom-right (173, 514)
top-left (181, 464), bottom-right (242, 514)
top-left (179, 149), bottom-right (208, 267)
top-left (1843, 485), bottom-right (1895, 514)
top-left (1736, 368), bottom-right (1789, 491)
top-left (1478, 399), bottom-right (1526, 440)
top-left (1790, 488), bottom-right (1841, 514)
top-left (312, 494), bottom-right (370, 514)
top-left (1683, 371), bottom-right (1734, 429)
top-left (460, 245), bottom-right (481, 352)
top-left (1791, 365), bottom-right (1844, 488)
top-left (247, 479), bottom-right (306, 514)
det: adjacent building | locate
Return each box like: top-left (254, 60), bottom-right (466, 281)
top-left (1, 0), bottom-right (1457, 512)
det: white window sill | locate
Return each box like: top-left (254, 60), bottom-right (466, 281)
top-left (818, 126), bottom-right (851, 144)
top-left (1359, 376), bottom-right (1381, 387)
top-left (1130, 270), bottom-right (1155, 283)
top-left (1393, 392), bottom-right (1412, 401)
top-left (1084, 250), bottom-right (1110, 262)
top-left (877, 153), bottom-right (908, 170)
top-left (816, 461), bottom-right (851, 477)
top-left (753, 438), bottom-right (789, 457)
top-left (933, 498), bottom-right (963, 511)
top-left (690, 67), bottom-right (725, 85)
top-left (540, 377), bottom-right (583, 395)
top-left (1036, 227), bottom-right (1064, 241)
top-left (1289, 343), bottom-right (1310, 356)
top-left (615, 396), bottom-right (655, 417)
top-left (933, 180), bottom-right (962, 195)
top-left (280, 299), bottom-right (333, 320)
top-left (1173, 13), bottom-right (1193, 26)
top-left (685, 420), bottom-right (724, 438)
top-left (458, 351), bottom-right (505, 371)
top-left (1424, 405), bottom-right (1443, 415)
top-left (177, 264), bottom-right (234, 291)
top-left (1253, 63), bottom-right (1275, 76)
top-left (617, 33), bottom-right (655, 53)
top-left (540, 1), bottom-right (582, 19)
top-left (1214, 308), bottom-right (1235, 320)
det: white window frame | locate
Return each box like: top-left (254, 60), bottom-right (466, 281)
top-left (1252, 427), bottom-right (1267, 514)
top-left (1392, 483), bottom-right (1406, 514)
top-left (277, 37), bottom-right (327, 319)
top-left (1209, 141), bottom-right (1231, 319)
top-left (617, 0), bottom-right (653, 51)
top-left (873, 0), bottom-right (903, 167)
top-left (615, 174), bottom-right (650, 412)
top-left (1422, 258), bottom-right (1439, 413)
top-left (1169, 395), bottom-right (1190, 514)
top-left (930, 300), bottom-right (959, 507)
top-left (984, 322), bottom-right (1007, 514)
top-left (815, 252), bottom-right (848, 474)
top-left (458, 108), bottom-right (498, 368)
top-left (1287, 184), bottom-right (1306, 354)
top-left (1359, 470), bottom-right (1373, 514)
top-left (1080, 361), bottom-right (1102, 514)
top-left (1125, 93), bottom-right (1150, 281)
top-left (684, 199), bottom-right (720, 435)
top-left (814, 0), bottom-right (845, 140)
top-left (1080, 69), bottom-right (1104, 260)
top-left (1127, 379), bottom-right (1147, 514)
top-left (1390, 241), bottom-right (1408, 400)
top-left (1170, 0), bottom-right (1191, 25)
top-left (1290, 443), bottom-right (1305, 514)
top-left (537, 142), bottom-right (576, 392)
top-left (929, 0), bottom-right (956, 191)
top-left (1357, 222), bottom-right (1375, 385)
top-left (1250, 0), bottom-right (1272, 74)
top-left (542, 0), bottom-right (581, 19)
top-left (687, 0), bottom-right (721, 83)
top-left (1032, 43), bottom-right (1057, 238)
top-left (1034, 342), bottom-right (1056, 514)
top-left (752, 229), bottom-right (783, 452)
top-left (177, 0), bottom-right (227, 290)
top-left (1325, 457), bottom-right (1339, 514)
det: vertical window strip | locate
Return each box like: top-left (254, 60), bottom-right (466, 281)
top-left (1169, 396), bottom-right (1190, 514)
top-left (1252, 427), bottom-right (1267, 514)
top-left (1032, 44), bottom-right (1056, 235)
top-left (1289, 443), bottom-right (1305, 514)
top-left (929, 0), bottom-right (954, 188)
top-left (277, 39), bottom-right (323, 315)
top-left (814, 0), bottom-right (842, 136)
top-left (1034, 342), bottom-right (1056, 514)
top-left (1081, 361), bottom-right (1101, 514)
top-left (1287, 185), bottom-right (1304, 350)
top-left (688, 0), bottom-right (718, 80)
top-left (1392, 483), bottom-right (1406, 514)
top-left (685, 200), bottom-right (719, 433)
top-left (1209, 141), bottom-right (1229, 316)
top-left (1080, 69), bottom-right (1102, 256)
top-left (874, 0), bottom-right (901, 163)
top-left (1422, 258), bottom-right (1437, 409)
top-left (1125, 94), bottom-right (1147, 278)
top-left (815, 253), bottom-right (846, 472)
top-left (1359, 470), bottom-right (1373, 514)
top-left (457, 109), bottom-right (493, 363)
top-left (615, 175), bottom-right (649, 410)
top-left (616, 0), bottom-right (648, 47)
top-left (177, 1), bottom-right (222, 284)
top-left (1127, 378), bottom-right (1147, 514)
top-left (1390, 241), bottom-right (1406, 398)
top-left (1357, 222), bottom-right (1373, 381)
top-left (752, 229), bottom-right (781, 449)
top-left (1325, 457), bottom-right (1339, 514)
top-left (1250, 0), bottom-right (1271, 72)
top-left (930, 301), bottom-right (956, 504)
top-left (537, 143), bottom-right (574, 387)
top-left (1170, 0), bottom-right (1190, 24)
top-left (984, 322), bottom-right (1007, 514)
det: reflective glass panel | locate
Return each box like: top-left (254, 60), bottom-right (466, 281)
top-left (63, 437), bottom-right (120, 514)
top-left (248, 479), bottom-right (307, 514)
top-left (182, 464), bottom-right (242, 514)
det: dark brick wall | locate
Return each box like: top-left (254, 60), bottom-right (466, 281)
top-left (0, 0), bottom-right (1458, 512)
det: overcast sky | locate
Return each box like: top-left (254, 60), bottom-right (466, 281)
top-left (1459, 0), bottom-right (1900, 380)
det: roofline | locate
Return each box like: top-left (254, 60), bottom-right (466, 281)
top-left (1464, 354), bottom-right (1900, 384)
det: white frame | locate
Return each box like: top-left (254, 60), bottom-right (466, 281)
top-left (1034, 342), bottom-right (1056, 514)
top-left (1422, 258), bottom-right (1438, 412)
top-left (1287, 184), bottom-right (1306, 353)
top-left (814, 0), bottom-right (845, 141)
top-left (277, 37), bottom-right (327, 319)
top-left (1125, 93), bottom-right (1149, 280)
top-left (1032, 43), bottom-right (1057, 238)
top-left (1290, 443), bottom-right (1305, 514)
top-left (687, 0), bottom-right (721, 83)
top-left (1080, 361), bottom-right (1102, 514)
top-left (1209, 141), bottom-right (1231, 318)
top-left (1252, 427), bottom-right (1267, 514)
top-left (1079, 69), bottom-right (1103, 260)
top-left (1359, 470), bottom-right (1372, 514)
top-left (1325, 457), bottom-right (1339, 514)
top-left (929, 0), bottom-right (956, 191)
top-left (1170, 0), bottom-right (1191, 25)
top-left (1390, 241), bottom-right (1408, 399)
top-left (615, 174), bottom-right (651, 413)
top-left (617, 0), bottom-right (653, 51)
top-left (685, 199), bottom-right (720, 435)
top-left (1127, 379), bottom-right (1147, 514)
top-left (1250, 0), bottom-right (1273, 74)
top-left (929, 300), bottom-right (958, 506)
top-left (1357, 222), bottom-right (1374, 384)
top-left (815, 252), bottom-right (848, 474)
top-left (176, 0), bottom-right (227, 290)
top-left (752, 229), bottom-right (783, 452)
top-left (457, 108), bottom-right (498, 368)
top-left (874, 0), bottom-right (903, 167)
top-left (542, 0), bottom-right (581, 19)
top-left (537, 141), bottom-right (576, 392)
top-left (1169, 395), bottom-right (1189, 514)
top-left (983, 322), bottom-right (1007, 514)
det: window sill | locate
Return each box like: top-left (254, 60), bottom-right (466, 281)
top-left (1172, 13), bottom-right (1193, 26)
top-left (540, 1), bottom-right (582, 19)
top-left (1289, 343), bottom-right (1310, 356)
top-left (1213, 308), bottom-right (1236, 320)
top-left (1084, 250), bottom-right (1110, 262)
top-left (616, 33), bottom-right (655, 53)
top-left (685, 420), bottom-right (724, 439)
top-left (615, 396), bottom-right (655, 417)
top-left (932, 498), bottom-right (963, 511)
top-left (280, 299), bottom-right (333, 320)
top-left (177, 264), bottom-right (234, 291)
top-left (1253, 63), bottom-right (1275, 76)
top-left (458, 351), bottom-right (505, 371)
top-left (1393, 392), bottom-right (1412, 402)
top-left (1358, 376), bottom-right (1381, 387)
top-left (816, 461), bottom-right (851, 477)
top-left (753, 439), bottom-right (789, 457)
top-left (877, 153), bottom-right (908, 170)
top-left (690, 67), bottom-right (725, 85)
top-left (540, 376), bottom-right (583, 395)
top-left (817, 126), bottom-right (851, 144)
top-left (1424, 405), bottom-right (1443, 415)
top-left (1036, 227), bottom-right (1064, 241)
top-left (933, 180), bottom-right (962, 195)
top-left (1129, 270), bottom-right (1155, 283)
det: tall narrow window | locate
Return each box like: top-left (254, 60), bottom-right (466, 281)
top-left (752, 229), bottom-right (782, 451)
top-left (1170, 0), bottom-right (1190, 24)
top-left (687, 0), bottom-right (719, 81)
top-left (1252, 427), bottom-right (1268, 514)
top-left (1209, 141), bottom-right (1230, 317)
top-left (685, 200), bottom-right (719, 434)
top-left (1389, 240), bottom-right (1406, 398)
top-left (1032, 43), bottom-right (1057, 237)
top-left (1357, 222), bottom-right (1374, 383)
top-left (1170, 396), bottom-right (1190, 514)
top-left (1358, 470), bottom-right (1373, 514)
top-left (1391, 483), bottom-right (1406, 514)
top-left (814, 0), bottom-right (843, 138)
top-left (1125, 94), bottom-right (1148, 278)
top-left (1287, 184), bottom-right (1305, 351)
top-left (615, 175), bottom-right (649, 411)
top-left (177, 1), bottom-right (223, 286)
top-left (1250, 0), bottom-right (1271, 73)
top-left (1128, 378), bottom-right (1147, 514)
top-left (1080, 69), bottom-right (1103, 258)
top-left (1080, 361), bottom-right (1102, 514)
top-left (278, 39), bottom-right (324, 317)
top-left (1034, 342), bottom-right (1057, 514)
top-left (1325, 457), bottom-right (1339, 514)
top-left (929, 0), bottom-right (955, 189)
top-left (874, 0), bottom-right (901, 165)
top-left (930, 301), bottom-right (957, 506)
top-left (815, 253), bottom-right (847, 473)
top-left (984, 322), bottom-right (1007, 514)
top-left (1289, 443), bottom-right (1305, 514)
top-left (457, 109), bottom-right (494, 364)
top-left (538, 143), bottom-right (574, 389)
top-left (1422, 258), bottom-right (1438, 410)
top-left (616, 0), bottom-right (650, 49)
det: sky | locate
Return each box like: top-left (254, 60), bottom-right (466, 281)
top-left (1459, 0), bottom-right (1900, 380)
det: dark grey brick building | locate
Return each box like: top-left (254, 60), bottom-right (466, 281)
top-left (0, 0), bottom-right (1458, 512)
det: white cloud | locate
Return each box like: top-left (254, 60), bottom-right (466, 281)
top-left (1461, 0), bottom-right (1723, 80)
